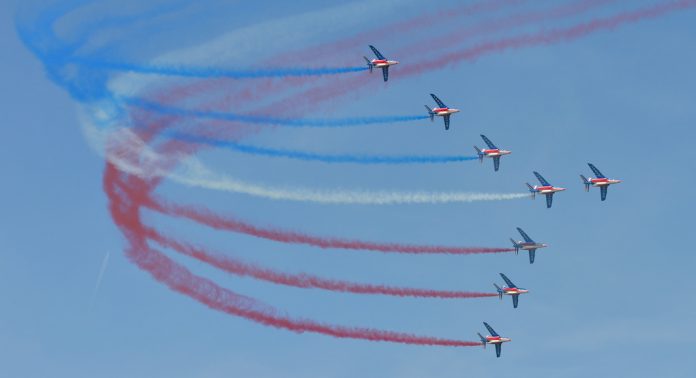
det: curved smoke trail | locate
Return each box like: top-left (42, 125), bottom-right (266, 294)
top-left (148, 198), bottom-right (514, 256)
top-left (124, 97), bottom-right (429, 128)
top-left (72, 56), bottom-right (369, 79)
top-left (106, 163), bottom-right (481, 347)
top-left (91, 126), bottom-right (528, 205)
top-left (164, 131), bottom-right (479, 164)
top-left (147, 228), bottom-right (498, 299)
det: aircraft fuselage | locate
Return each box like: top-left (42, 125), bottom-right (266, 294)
top-left (371, 59), bottom-right (399, 67)
top-left (534, 185), bottom-right (566, 194)
top-left (432, 107), bottom-right (459, 116)
top-left (516, 242), bottom-right (547, 250)
top-left (589, 178), bottom-right (621, 186)
top-left (482, 148), bottom-right (511, 157)
top-left (502, 287), bottom-right (529, 295)
top-left (485, 336), bottom-right (512, 344)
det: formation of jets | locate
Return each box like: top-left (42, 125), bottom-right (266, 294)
top-left (361, 46), bottom-right (623, 358)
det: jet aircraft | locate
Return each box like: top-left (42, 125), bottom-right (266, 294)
top-left (474, 134), bottom-right (511, 171)
top-left (581, 163), bottom-right (622, 201)
top-left (510, 227), bottom-right (547, 264)
top-left (478, 322), bottom-right (511, 358)
top-left (424, 93), bottom-right (459, 130)
top-left (364, 45), bottom-right (398, 82)
top-left (494, 273), bottom-right (528, 308)
top-left (526, 171), bottom-right (566, 208)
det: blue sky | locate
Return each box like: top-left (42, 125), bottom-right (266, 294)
top-left (2, 0), bottom-right (696, 377)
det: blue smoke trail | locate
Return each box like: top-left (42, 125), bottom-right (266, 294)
top-left (15, 0), bottom-right (190, 101)
top-left (123, 97), bottom-right (430, 128)
top-left (15, 0), bottom-right (369, 105)
top-left (72, 57), bottom-right (369, 79)
top-left (164, 131), bottom-right (479, 164)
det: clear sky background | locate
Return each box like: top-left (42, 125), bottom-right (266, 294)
top-left (1, 1), bottom-right (696, 377)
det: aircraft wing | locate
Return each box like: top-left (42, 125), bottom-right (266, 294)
top-left (516, 227), bottom-right (533, 243)
top-left (443, 114), bottom-right (450, 130)
top-left (493, 156), bottom-right (500, 172)
top-left (495, 343), bottom-right (502, 358)
top-left (369, 45), bottom-right (385, 60)
top-left (534, 171), bottom-right (551, 186)
top-left (528, 249), bottom-right (536, 264)
top-left (499, 273), bottom-right (516, 288)
top-left (545, 193), bottom-right (554, 208)
top-left (512, 294), bottom-right (519, 309)
top-left (430, 93), bottom-right (447, 108)
top-left (588, 163), bottom-right (605, 178)
top-left (600, 185), bottom-right (608, 201)
top-left (483, 322), bottom-right (499, 337)
top-left (481, 134), bottom-right (497, 149)
top-left (381, 66), bottom-right (389, 82)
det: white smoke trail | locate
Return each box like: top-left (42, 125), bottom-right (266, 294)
top-left (82, 117), bottom-right (529, 205)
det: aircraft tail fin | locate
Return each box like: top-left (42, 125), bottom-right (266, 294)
top-left (474, 146), bottom-right (483, 162)
top-left (477, 333), bottom-right (487, 348)
top-left (363, 57), bottom-right (373, 73)
top-left (526, 183), bottom-right (535, 199)
top-left (493, 283), bottom-right (503, 299)
top-left (424, 105), bottom-right (434, 121)
top-left (580, 174), bottom-right (590, 192)
top-left (509, 238), bottom-right (519, 254)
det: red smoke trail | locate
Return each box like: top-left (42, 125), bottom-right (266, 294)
top-left (146, 197), bottom-right (515, 255)
top-left (401, 0), bottom-right (696, 75)
top-left (145, 227), bottom-right (498, 299)
top-left (105, 163), bottom-right (481, 347)
top-left (258, 1), bottom-right (696, 113)
top-left (149, 0), bottom-right (524, 112)
top-left (400, 0), bottom-right (618, 56)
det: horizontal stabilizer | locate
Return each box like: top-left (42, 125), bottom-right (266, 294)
top-left (477, 332), bottom-right (487, 348)
top-left (510, 238), bottom-right (519, 254)
top-left (493, 283), bottom-right (503, 299)
top-left (363, 56), bottom-right (373, 72)
top-left (526, 183), bottom-right (535, 199)
top-left (424, 105), bottom-right (434, 121)
top-left (580, 174), bottom-right (590, 191)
